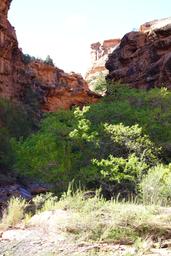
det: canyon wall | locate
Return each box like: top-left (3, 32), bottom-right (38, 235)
top-left (28, 61), bottom-right (100, 111)
top-left (0, 0), bottom-right (99, 112)
top-left (85, 39), bottom-right (120, 90)
top-left (0, 0), bottom-right (23, 99)
top-left (106, 17), bottom-right (171, 89)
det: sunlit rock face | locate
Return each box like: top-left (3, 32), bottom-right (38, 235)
top-left (85, 39), bottom-right (120, 89)
top-left (140, 17), bottom-right (171, 33)
top-left (106, 18), bottom-right (171, 89)
top-left (0, 0), bottom-right (99, 111)
top-left (28, 61), bottom-right (100, 112)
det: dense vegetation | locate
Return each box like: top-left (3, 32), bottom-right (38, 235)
top-left (0, 98), bottom-right (38, 184)
top-left (1, 82), bottom-right (171, 202)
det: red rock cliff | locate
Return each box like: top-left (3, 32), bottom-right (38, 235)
top-left (85, 39), bottom-right (120, 88)
top-left (0, 0), bottom-right (99, 111)
top-left (28, 61), bottom-right (99, 111)
top-left (0, 0), bottom-right (24, 99)
top-left (106, 18), bottom-right (171, 89)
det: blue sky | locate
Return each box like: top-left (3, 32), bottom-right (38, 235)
top-left (9, 0), bottom-right (171, 75)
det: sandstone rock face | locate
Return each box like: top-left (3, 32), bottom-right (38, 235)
top-left (0, 0), bottom-right (99, 111)
top-left (27, 60), bottom-right (100, 112)
top-left (106, 18), bottom-right (171, 89)
top-left (0, 0), bottom-right (24, 99)
top-left (85, 39), bottom-right (120, 89)
top-left (140, 17), bottom-right (171, 33)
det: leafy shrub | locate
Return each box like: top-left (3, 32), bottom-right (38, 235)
top-left (103, 123), bottom-right (159, 166)
top-left (22, 54), bottom-right (36, 64)
top-left (44, 55), bottom-right (54, 66)
top-left (93, 154), bottom-right (146, 183)
top-left (87, 83), bottom-right (171, 162)
top-left (22, 53), bottom-right (54, 66)
top-left (13, 110), bottom-right (77, 191)
top-left (140, 164), bottom-right (171, 205)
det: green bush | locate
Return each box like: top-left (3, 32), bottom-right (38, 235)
top-left (44, 55), bottom-right (54, 66)
top-left (0, 98), bottom-right (36, 170)
top-left (13, 110), bottom-right (78, 191)
top-left (140, 164), bottom-right (171, 205)
top-left (22, 54), bottom-right (36, 64)
top-left (87, 83), bottom-right (171, 162)
top-left (0, 98), bottom-right (34, 138)
top-left (22, 53), bottom-right (54, 67)
top-left (0, 127), bottom-right (13, 168)
top-left (13, 106), bottom-right (160, 195)
top-left (103, 123), bottom-right (159, 165)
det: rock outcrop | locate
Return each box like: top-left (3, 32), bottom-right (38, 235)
top-left (0, 0), bottom-right (100, 112)
top-left (85, 39), bottom-right (120, 90)
top-left (26, 61), bottom-right (100, 112)
top-left (106, 17), bottom-right (171, 89)
top-left (0, 0), bottom-right (23, 99)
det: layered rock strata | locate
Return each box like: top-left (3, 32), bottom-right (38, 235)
top-left (106, 17), bottom-right (171, 89)
top-left (85, 39), bottom-right (120, 89)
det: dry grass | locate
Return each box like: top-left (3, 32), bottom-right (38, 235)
top-left (1, 189), bottom-right (171, 250)
top-left (31, 189), bottom-right (171, 245)
top-left (0, 197), bottom-right (27, 230)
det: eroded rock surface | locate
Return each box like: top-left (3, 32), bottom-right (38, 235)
top-left (27, 61), bottom-right (100, 112)
top-left (0, 0), bottom-right (99, 111)
top-left (85, 39), bottom-right (120, 89)
top-left (106, 17), bottom-right (171, 89)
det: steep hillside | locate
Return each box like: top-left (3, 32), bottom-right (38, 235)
top-left (106, 17), bottom-right (171, 89)
top-left (0, 0), bottom-right (99, 112)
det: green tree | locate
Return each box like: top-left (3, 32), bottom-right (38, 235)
top-left (44, 55), bottom-right (54, 66)
top-left (13, 83), bottom-right (171, 196)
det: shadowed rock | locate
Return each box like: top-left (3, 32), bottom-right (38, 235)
top-left (106, 17), bottom-right (171, 89)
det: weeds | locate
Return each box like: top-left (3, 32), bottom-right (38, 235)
top-left (1, 188), bottom-right (171, 247)
top-left (0, 197), bottom-right (27, 229)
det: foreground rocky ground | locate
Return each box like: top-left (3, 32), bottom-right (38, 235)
top-left (1, 210), bottom-right (171, 255)
top-left (1, 192), bottom-right (171, 255)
